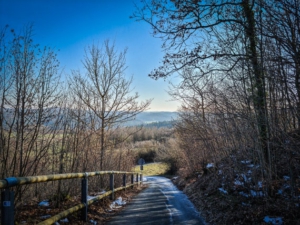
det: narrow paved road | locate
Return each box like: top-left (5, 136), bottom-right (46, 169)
top-left (107, 176), bottom-right (205, 225)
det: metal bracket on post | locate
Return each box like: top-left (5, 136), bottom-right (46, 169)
top-left (110, 173), bottom-right (114, 200)
top-left (81, 172), bottom-right (88, 222)
top-left (1, 177), bottom-right (17, 225)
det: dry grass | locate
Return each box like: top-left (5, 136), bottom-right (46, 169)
top-left (133, 162), bottom-right (170, 176)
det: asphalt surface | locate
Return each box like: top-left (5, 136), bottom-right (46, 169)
top-left (107, 176), bottom-right (205, 225)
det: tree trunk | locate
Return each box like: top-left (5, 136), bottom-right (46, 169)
top-left (242, 0), bottom-right (269, 163)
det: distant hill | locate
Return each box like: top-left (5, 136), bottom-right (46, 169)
top-left (126, 111), bottom-right (178, 126)
top-left (142, 120), bottom-right (175, 128)
top-left (2, 108), bottom-right (178, 129)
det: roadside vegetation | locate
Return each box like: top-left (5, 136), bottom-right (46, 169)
top-left (132, 0), bottom-right (300, 224)
top-left (1, 0), bottom-right (300, 223)
top-left (0, 24), bottom-right (170, 223)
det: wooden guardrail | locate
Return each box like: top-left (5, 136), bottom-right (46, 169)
top-left (0, 171), bottom-right (143, 225)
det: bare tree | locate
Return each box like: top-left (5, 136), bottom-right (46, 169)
top-left (0, 25), bottom-right (64, 205)
top-left (262, 0), bottom-right (300, 125)
top-left (70, 40), bottom-right (151, 170)
top-left (132, 0), bottom-right (277, 165)
top-left (131, 1), bottom-right (300, 192)
top-left (0, 25), bottom-right (61, 179)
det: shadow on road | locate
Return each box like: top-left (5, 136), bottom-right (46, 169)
top-left (107, 176), bottom-right (205, 225)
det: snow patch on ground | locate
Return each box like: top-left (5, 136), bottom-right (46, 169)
top-left (40, 215), bottom-right (51, 219)
top-left (234, 180), bottom-right (244, 186)
top-left (206, 163), bottom-right (214, 168)
top-left (87, 195), bottom-right (97, 201)
top-left (90, 219), bottom-right (97, 224)
top-left (241, 202), bottom-right (250, 206)
top-left (250, 190), bottom-right (265, 197)
top-left (218, 188), bottom-right (228, 194)
top-left (239, 191), bottom-right (249, 198)
top-left (60, 218), bottom-right (69, 223)
top-left (38, 200), bottom-right (50, 207)
top-left (86, 191), bottom-right (106, 201)
top-left (263, 216), bottom-right (283, 225)
top-left (110, 197), bottom-right (126, 209)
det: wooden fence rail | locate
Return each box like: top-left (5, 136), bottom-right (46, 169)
top-left (0, 171), bottom-right (143, 225)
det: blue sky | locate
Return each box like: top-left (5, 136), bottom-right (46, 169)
top-left (0, 0), bottom-right (180, 111)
